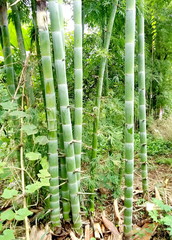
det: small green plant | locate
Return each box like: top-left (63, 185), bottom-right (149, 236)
top-left (148, 198), bottom-right (172, 236)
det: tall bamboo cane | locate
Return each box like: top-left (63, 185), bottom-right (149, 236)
top-left (73, 0), bottom-right (83, 187)
top-left (91, 0), bottom-right (118, 162)
top-left (124, 0), bottom-right (136, 235)
top-left (90, 0), bottom-right (118, 212)
top-left (138, 0), bottom-right (148, 197)
top-left (0, 0), bottom-right (15, 97)
top-left (10, 0), bottom-right (26, 63)
top-left (59, 124), bottom-right (71, 221)
top-left (48, 0), bottom-right (82, 232)
top-left (36, 0), bottom-right (60, 227)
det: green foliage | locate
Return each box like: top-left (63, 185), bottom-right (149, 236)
top-left (135, 133), bottom-right (172, 156)
top-left (1, 189), bottom-right (18, 199)
top-left (0, 229), bottom-right (15, 240)
top-left (26, 152), bottom-right (41, 161)
top-left (0, 208), bottom-right (33, 222)
top-left (148, 198), bottom-right (172, 236)
top-left (21, 124), bottom-right (38, 135)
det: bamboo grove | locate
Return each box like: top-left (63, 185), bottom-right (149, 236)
top-left (0, 0), bottom-right (171, 238)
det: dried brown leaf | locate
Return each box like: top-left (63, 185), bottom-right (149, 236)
top-left (155, 186), bottom-right (162, 200)
top-left (30, 225), bottom-right (52, 240)
top-left (94, 223), bottom-right (103, 239)
top-left (113, 199), bottom-right (121, 223)
top-left (70, 231), bottom-right (80, 240)
top-left (133, 222), bottom-right (158, 240)
top-left (85, 224), bottom-right (90, 240)
top-left (102, 215), bottom-right (121, 240)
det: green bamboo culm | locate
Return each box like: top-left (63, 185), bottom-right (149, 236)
top-left (124, 0), bottom-right (136, 235)
top-left (36, 0), bottom-right (60, 227)
top-left (10, 0), bottom-right (26, 63)
top-left (31, 0), bottom-right (46, 109)
top-left (0, 0), bottom-right (15, 97)
top-left (138, 0), bottom-right (148, 197)
top-left (48, 0), bottom-right (82, 232)
top-left (90, 0), bottom-right (119, 212)
top-left (48, 0), bottom-right (71, 224)
top-left (58, 0), bottom-right (65, 45)
top-left (59, 124), bottom-right (71, 222)
top-left (73, 0), bottom-right (83, 187)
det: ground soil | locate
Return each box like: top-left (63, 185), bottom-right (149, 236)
top-left (1, 160), bottom-right (172, 239)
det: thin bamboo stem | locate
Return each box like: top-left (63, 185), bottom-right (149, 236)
top-left (90, 0), bottom-right (119, 212)
top-left (73, 0), bottom-right (83, 187)
top-left (0, 0), bottom-right (15, 97)
top-left (138, 0), bottom-right (148, 198)
top-left (124, 0), bottom-right (136, 235)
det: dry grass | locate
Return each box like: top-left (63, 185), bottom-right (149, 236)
top-left (149, 116), bottom-right (172, 141)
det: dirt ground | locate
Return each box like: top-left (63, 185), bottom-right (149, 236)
top-left (1, 161), bottom-right (172, 240)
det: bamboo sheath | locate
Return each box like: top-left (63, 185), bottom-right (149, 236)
top-left (48, 0), bottom-right (82, 232)
top-left (124, 0), bottom-right (136, 234)
top-left (73, 0), bottom-right (83, 187)
top-left (37, 0), bottom-right (60, 226)
top-left (138, 0), bottom-right (148, 196)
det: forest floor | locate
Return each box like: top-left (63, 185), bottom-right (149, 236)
top-left (28, 158), bottom-right (172, 240)
top-left (2, 158), bottom-right (172, 240)
top-left (85, 158), bottom-right (172, 240)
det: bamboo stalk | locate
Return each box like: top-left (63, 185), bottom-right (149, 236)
top-left (59, 125), bottom-right (71, 221)
top-left (138, 0), bottom-right (148, 198)
top-left (31, 0), bottom-right (46, 108)
top-left (73, 0), bottom-right (83, 187)
top-left (124, 0), bottom-right (136, 235)
top-left (48, 0), bottom-right (82, 232)
top-left (0, 0), bottom-right (15, 97)
top-left (36, 0), bottom-right (60, 227)
top-left (90, 0), bottom-right (119, 212)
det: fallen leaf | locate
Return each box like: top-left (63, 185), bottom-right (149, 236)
top-left (155, 186), bottom-right (162, 200)
top-left (133, 222), bottom-right (158, 240)
top-left (85, 224), bottom-right (90, 240)
top-left (113, 199), bottom-right (121, 223)
top-left (30, 225), bottom-right (52, 240)
top-left (70, 231), bottom-right (79, 240)
top-left (94, 223), bottom-right (103, 239)
top-left (101, 223), bottom-right (106, 233)
top-left (102, 215), bottom-right (121, 240)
